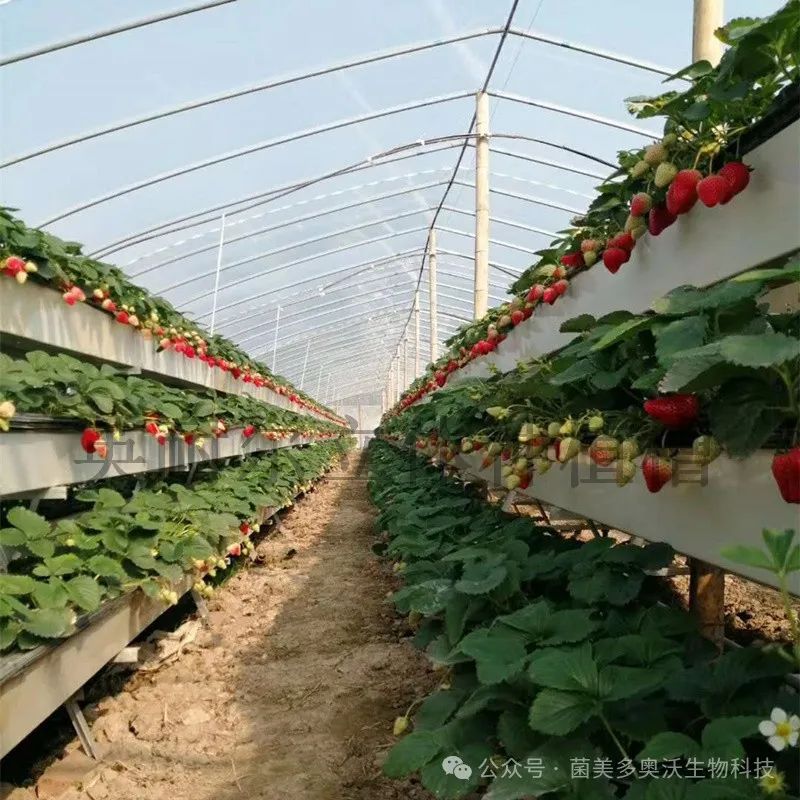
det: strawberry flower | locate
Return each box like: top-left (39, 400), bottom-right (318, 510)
top-left (759, 707), bottom-right (800, 751)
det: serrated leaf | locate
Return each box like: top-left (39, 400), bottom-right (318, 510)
top-left (654, 315), bottom-right (708, 366)
top-left (528, 689), bottom-right (596, 735)
top-left (86, 554), bottom-right (128, 581)
top-left (652, 281), bottom-right (759, 315)
top-left (20, 607), bottom-right (76, 639)
top-left (528, 643), bottom-right (598, 692)
top-left (382, 730), bottom-right (442, 778)
top-left (638, 731), bottom-right (698, 761)
top-left (6, 506), bottom-right (50, 538)
top-left (719, 332), bottom-right (800, 367)
top-left (32, 579), bottom-right (69, 609)
top-left (454, 564), bottom-right (507, 595)
top-left (65, 576), bottom-right (103, 612)
top-left (0, 574), bottom-right (38, 595)
top-left (591, 317), bottom-right (654, 351)
top-left (42, 553), bottom-right (83, 576)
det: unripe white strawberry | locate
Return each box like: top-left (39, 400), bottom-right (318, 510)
top-left (619, 439), bottom-right (640, 461)
top-left (504, 473), bottom-right (521, 490)
top-left (24, 260), bottom-right (37, 273)
top-left (547, 422), bottom-right (561, 437)
top-left (630, 160), bottom-right (649, 178)
top-left (644, 142), bottom-right (667, 165)
top-left (616, 459), bottom-right (637, 486)
top-left (128, 314), bottom-right (140, 327)
top-left (93, 288), bottom-right (105, 300)
top-left (14, 270), bottom-right (27, 284)
top-left (393, 716), bottom-right (409, 736)
top-left (654, 162), bottom-right (678, 188)
top-left (557, 437), bottom-right (580, 463)
top-left (588, 415), bottom-right (604, 432)
top-left (559, 419), bottom-right (575, 436)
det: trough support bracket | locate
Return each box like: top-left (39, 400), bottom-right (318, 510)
top-left (65, 694), bottom-right (100, 760)
top-left (689, 558), bottom-right (726, 651)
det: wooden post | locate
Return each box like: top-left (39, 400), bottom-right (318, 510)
top-left (473, 91), bottom-right (490, 320)
top-left (401, 338), bottom-right (408, 389)
top-left (688, 0), bottom-right (725, 651)
top-left (429, 230), bottom-right (438, 362)
top-left (692, 0), bottom-right (724, 64)
top-left (414, 292), bottom-right (420, 378)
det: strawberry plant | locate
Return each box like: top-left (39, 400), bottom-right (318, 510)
top-left (369, 441), bottom-right (799, 799)
top-left (0, 438), bottom-right (352, 651)
top-left (390, 2), bottom-right (800, 410)
top-left (0, 208), bottom-right (343, 424)
top-left (381, 265), bottom-right (800, 500)
top-left (0, 351), bottom-right (344, 443)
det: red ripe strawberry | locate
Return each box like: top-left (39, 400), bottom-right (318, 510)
top-left (665, 169), bottom-right (702, 216)
top-left (602, 247), bottom-right (629, 274)
top-left (3, 256), bottom-right (25, 275)
top-left (80, 428), bottom-right (101, 453)
top-left (526, 284), bottom-right (545, 303)
top-left (518, 471), bottom-right (532, 490)
top-left (630, 192), bottom-right (652, 217)
top-left (642, 454), bottom-right (673, 493)
top-left (115, 310), bottom-right (130, 325)
top-left (560, 252), bottom-right (584, 269)
top-left (607, 232), bottom-right (635, 252)
top-left (243, 424), bottom-right (257, 438)
top-left (643, 394), bottom-right (699, 428)
top-left (580, 239), bottom-right (599, 254)
top-left (648, 205), bottom-right (677, 236)
top-left (771, 448), bottom-right (800, 503)
top-left (511, 309), bottom-right (524, 326)
top-left (523, 307), bottom-right (533, 320)
top-left (144, 420), bottom-right (159, 436)
top-left (435, 370), bottom-right (446, 387)
top-left (101, 297), bottom-right (117, 313)
top-left (542, 287), bottom-right (559, 304)
top-left (717, 161), bottom-right (751, 198)
top-left (697, 174), bottom-right (731, 207)
top-left (183, 433), bottom-right (195, 445)
top-left (553, 279), bottom-right (569, 296)
top-left (552, 266), bottom-right (567, 279)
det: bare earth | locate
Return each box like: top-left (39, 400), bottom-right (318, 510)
top-left (45, 454), bottom-right (436, 800)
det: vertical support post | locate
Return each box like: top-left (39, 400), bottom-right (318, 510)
top-left (692, 0), bottom-right (724, 64)
top-left (208, 212), bottom-right (227, 335)
top-left (688, 0), bottom-right (725, 652)
top-left (414, 292), bottom-right (420, 378)
top-left (271, 306), bottom-right (281, 373)
top-left (316, 364), bottom-right (323, 397)
top-left (429, 229), bottom-right (438, 362)
top-left (325, 373), bottom-right (332, 402)
top-left (401, 338), bottom-right (408, 389)
top-left (473, 91), bottom-right (490, 320)
top-left (299, 341), bottom-right (310, 389)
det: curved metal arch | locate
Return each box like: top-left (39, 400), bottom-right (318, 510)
top-left (40, 88), bottom-right (651, 228)
top-left (128, 179), bottom-right (452, 274)
top-left (488, 90), bottom-right (655, 137)
top-left (147, 196), bottom-right (540, 292)
top-left (269, 325), bottom-right (453, 369)
top-left (0, 1), bottom-right (238, 68)
top-left (184, 225), bottom-right (521, 314)
top-left (91, 132), bottom-right (612, 257)
top-left (229, 262), bottom-right (484, 345)
top-left (155, 208), bottom-right (437, 291)
top-left (276, 329), bottom-right (454, 374)
top-left (3, 23), bottom-right (676, 166)
top-left (183, 225), bottom-right (431, 311)
top-left (257, 299), bottom-right (464, 354)
top-left (506, 28), bottom-right (677, 77)
top-left (3, 30), bottom-right (500, 167)
top-left (131, 182), bottom-right (564, 277)
top-left (214, 248), bottom-right (427, 333)
top-left (271, 288), bottom-right (484, 346)
top-left (39, 92), bottom-right (474, 227)
top-left (249, 303), bottom-right (415, 356)
top-left (234, 267), bottom-right (493, 347)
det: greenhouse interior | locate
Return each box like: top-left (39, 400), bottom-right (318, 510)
top-left (0, 0), bottom-right (799, 798)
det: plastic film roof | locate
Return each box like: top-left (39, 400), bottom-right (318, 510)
top-left (0, 0), bottom-right (783, 404)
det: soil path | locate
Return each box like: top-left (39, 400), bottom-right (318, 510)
top-left (55, 453), bottom-right (435, 800)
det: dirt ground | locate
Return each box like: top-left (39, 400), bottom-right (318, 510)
top-left (23, 453), bottom-right (438, 800)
